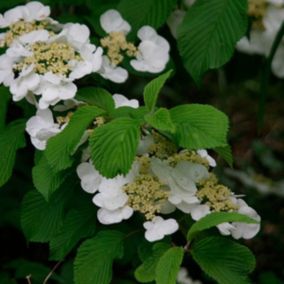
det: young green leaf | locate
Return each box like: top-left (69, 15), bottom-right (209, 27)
top-left (177, 0), bottom-right (248, 83)
top-left (21, 190), bottom-right (65, 242)
top-left (191, 236), bottom-right (256, 284)
top-left (89, 117), bottom-right (140, 178)
top-left (187, 212), bottom-right (259, 240)
top-left (50, 205), bottom-right (97, 261)
top-left (143, 70), bottom-right (172, 112)
top-left (0, 119), bottom-right (26, 188)
top-left (45, 105), bottom-right (105, 172)
top-left (75, 87), bottom-right (115, 112)
top-left (155, 247), bottom-right (184, 284)
top-left (145, 108), bottom-right (176, 133)
top-left (170, 104), bottom-right (229, 149)
top-left (74, 230), bottom-right (125, 284)
top-left (32, 155), bottom-right (69, 201)
top-left (135, 242), bottom-right (171, 283)
top-left (117, 0), bottom-right (176, 34)
top-left (0, 86), bottom-right (10, 131)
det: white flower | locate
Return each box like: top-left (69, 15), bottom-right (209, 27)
top-left (197, 149), bottom-right (216, 167)
top-left (229, 198), bottom-right (261, 239)
top-left (97, 206), bottom-right (133, 225)
top-left (177, 268), bottom-right (202, 284)
top-left (237, 3), bottom-right (284, 78)
top-left (151, 158), bottom-right (209, 213)
top-left (98, 56), bottom-right (128, 83)
top-left (143, 216), bottom-right (178, 242)
top-left (189, 198), bottom-right (260, 240)
top-left (0, 54), bottom-right (14, 86)
top-left (77, 161), bottom-right (139, 225)
top-left (2, 23), bottom-right (102, 108)
top-left (130, 26), bottom-right (170, 73)
top-left (0, 2), bottom-right (50, 28)
top-left (76, 162), bottom-right (102, 194)
top-left (100, 9), bottom-right (131, 34)
top-left (25, 108), bottom-right (62, 150)
top-left (113, 94), bottom-right (139, 108)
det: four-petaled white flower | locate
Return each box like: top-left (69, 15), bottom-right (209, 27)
top-left (25, 108), bottom-right (62, 150)
top-left (143, 216), bottom-right (178, 242)
top-left (130, 26), bottom-right (170, 73)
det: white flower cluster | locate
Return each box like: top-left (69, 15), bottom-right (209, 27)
top-left (0, 2), bottom-right (170, 150)
top-left (237, 0), bottom-right (284, 78)
top-left (77, 130), bottom-right (260, 242)
top-left (98, 10), bottom-right (170, 83)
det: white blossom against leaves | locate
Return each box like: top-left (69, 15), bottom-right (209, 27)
top-left (130, 26), bottom-right (170, 73)
top-left (0, 2), bottom-right (50, 28)
top-left (189, 197), bottom-right (261, 240)
top-left (1, 23), bottom-right (102, 108)
top-left (197, 149), bottom-right (216, 167)
top-left (237, 1), bottom-right (284, 78)
top-left (25, 108), bottom-right (62, 150)
top-left (99, 9), bottom-right (170, 83)
top-left (143, 216), bottom-right (178, 242)
top-left (113, 94), bottom-right (139, 108)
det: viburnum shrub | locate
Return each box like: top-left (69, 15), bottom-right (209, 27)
top-left (2, 0), bottom-right (275, 283)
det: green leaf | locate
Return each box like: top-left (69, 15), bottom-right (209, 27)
top-left (32, 155), bottom-right (69, 201)
top-left (117, 0), bottom-right (177, 34)
top-left (187, 212), bottom-right (259, 240)
top-left (0, 86), bottom-right (10, 132)
top-left (50, 205), bottom-right (97, 261)
top-left (75, 87), bottom-right (115, 112)
top-left (143, 70), bottom-right (172, 112)
top-left (0, 120), bottom-right (26, 188)
top-left (145, 108), bottom-right (176, 133)
top-left (191, 236), bottom-right (256, 284)
top-left (177, 0), bottom-right (248, 83)
top-left (135, 242), bottom-right (170, 283)
top-left (215, 145), bottom-right (234, 167)
top-left (45, 105), bottom-right (105, 172)
top-left (21, 190), bottom-right (65, 242)
top-left (170, 104), bottom-right (229, 149)
top-left (90, 117), bottom-right (140, 178)
top-left (74, 230), bottom-right (125, 284)
top-left (155, 247), bottom-right (184, 284)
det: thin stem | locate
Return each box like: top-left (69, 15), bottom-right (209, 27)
top-left (26, 275), bottom-right (32, 284)
top-left (43, 262), bottom-right (62, 284)
top-left (258, 21), bottom-right (284, 130)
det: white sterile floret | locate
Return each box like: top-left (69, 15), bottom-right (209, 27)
top-left (197, 149), bottom-right (216, 167)
top-left (0, 2), bottom-right (50, 28)
top-left (100, 9), bottom-right (131, 34)
top-left (177, 268), bottom-right (202, 284)
top-left (113, 94), bottom-right (139, 108)
top-left (229, 198), bottom-right (261, 239)
top-left (189, 197), bottom-right (261, 240)
top-left (99, 56), bottom-right (129, 83)
top-left (3, 23), bottom-right (102, 109)
top-left (0, 54), bottom-right (15, 86)
top-left (130, 26), bottom-right (170, 73)
top-left (143, 216), bottom-right (178, 242)
top-left (237, 1), bottom-right (284, 78)
top-left (76, 162), bottom-right (102, 194)
top-left (25, 108), bottom-right (62, 150)
top-left (151, 158), bottom-right (209, 213)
